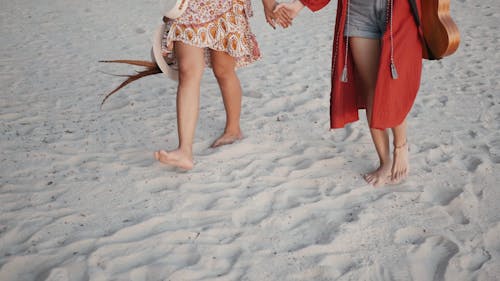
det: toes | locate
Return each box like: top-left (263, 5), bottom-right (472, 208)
top-left (392, 171), bottom-right (398, 182)
top-left (363, 174), bottom-right (373, 183)
top-left (366, 175), bottom-right (377, 186)
top-left (398, 169), bottom-right (405, 180)
top-left (391, 167), bottom-right (402, 182)
top-left (392, 171), bottom-right (401, 182)
top-left (156, 150), bottom-right (169, 162)
top-left (213, 140), bottom-right (228, 148)
top-left (211, 139), bottom-right (225, 148)
top-left (365, 172), bottom-right (392, 187)
top-left (389, 169), bottom-right (408, 185)
top-left (368, 178), bottom-right (376, 186)
top-left (374, 175), bottom-right (390, 187)
top-left (393, 173), bottom-right (400, 183)
top-left (211, 135), bottom-right (240, 148)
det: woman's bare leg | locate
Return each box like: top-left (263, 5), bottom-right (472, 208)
top-left (391, 120), bottom-right (409, 183)
top-left (350, 37), bottom-right (391, 187)
top-left (155, 42), bottom-right (205, 169)
top-left (209, 49), bottom-right (243, 148)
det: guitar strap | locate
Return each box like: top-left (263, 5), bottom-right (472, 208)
top-left (407, 0), bottom-right (438, 60)
top-left (407, 0), bottom-right (420, 26)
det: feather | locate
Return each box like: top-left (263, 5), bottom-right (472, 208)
top-left (99, 60), bottom-right (162, 108)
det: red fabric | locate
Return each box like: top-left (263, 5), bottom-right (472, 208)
top-left (299, 0), bottom-right (331, 11)
top-left (300, 0), bottom-right (423, 129)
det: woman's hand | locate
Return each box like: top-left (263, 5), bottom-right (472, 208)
top-left (262, 0), bottom-right (278, 29)
top-left (274, 0), bottom-right (305, 28)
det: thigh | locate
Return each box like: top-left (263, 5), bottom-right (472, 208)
top-left (210, 49), bottom-right (236, 77)
top-left (349, 37), bottom-right (381, 90)
top-left (174, 41), bottom-right (205, 80)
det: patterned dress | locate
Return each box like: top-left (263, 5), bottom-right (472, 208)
top-left (163, 0), bottom-right (261, 68)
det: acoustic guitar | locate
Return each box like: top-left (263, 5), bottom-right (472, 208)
top-left (409, 0), bottom-right (461, 60)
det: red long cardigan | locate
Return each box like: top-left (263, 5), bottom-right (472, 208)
top-left (300, 0), bottom-right (423, 129)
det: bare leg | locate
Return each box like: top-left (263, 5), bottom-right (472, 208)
top-left (390, 120), bottom-right (409, 183)
top-left (154, 42), bottom-right (205, 170)
top-left (209, 49), bottom-right (243, 148)
top-left (350, 37), bottom-right (391, 187)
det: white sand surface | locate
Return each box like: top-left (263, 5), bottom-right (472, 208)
top-left (1, 0), bottom-right (499, 280)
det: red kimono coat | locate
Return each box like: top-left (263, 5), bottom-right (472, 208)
top-left (300, 0), bottom-right (423, 129)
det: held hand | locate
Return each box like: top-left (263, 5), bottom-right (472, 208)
top-left (274, 7), bottom-right (293, 28)
top-left (274, 0), bottom-right (304, 28)
top-left (262, 0), bottom-right (278, 29)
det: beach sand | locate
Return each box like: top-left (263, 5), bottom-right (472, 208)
top-left (1, 0), bottom-right (499, 280)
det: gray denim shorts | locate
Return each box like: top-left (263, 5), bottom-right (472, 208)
top-left (344, 0), bottom-right (388, 39)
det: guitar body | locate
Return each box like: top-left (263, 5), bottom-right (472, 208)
top-left (421, 0), bottom-right (461, 59)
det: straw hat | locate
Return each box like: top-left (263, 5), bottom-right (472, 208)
top-left (99, 0), bottom-right (188, 105)
top-left (151, 22), bottom-right (178, 80)
top-left (151, 0), bottom-right (190, 80)
top-left (160, 0), bottom-right (189, 19)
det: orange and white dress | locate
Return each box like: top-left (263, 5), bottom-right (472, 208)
top-left (163, 0), bottom-right (261, 68)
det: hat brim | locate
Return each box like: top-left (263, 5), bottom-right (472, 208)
top-left (161, 0), bottom-right (189, 19)
top-left (151, 23), bottom-right (178, 81)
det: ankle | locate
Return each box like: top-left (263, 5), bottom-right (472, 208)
top-left (177, 146), bottom-right (193, 157)
top-left (379, 156), bottom-right (392, 166)
top-left (224, 126), bottom-right (242, 136)
top-left (394, 139), bottom-right (407, 150)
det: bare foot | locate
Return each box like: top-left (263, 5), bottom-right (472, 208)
top-left (391, 141), bottom-right (409, 184)
top-left (154, 149), bottom-right (194, 170)
top-left (210, 132), bottom-right (243, 148)
top-left (363, 161), bottom-right (392, 187)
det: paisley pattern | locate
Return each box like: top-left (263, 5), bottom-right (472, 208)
top-left (163, 0), bottom-right (260, 68)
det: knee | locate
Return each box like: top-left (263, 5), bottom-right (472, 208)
top-left (178, 59), bottom-right (202, 77)
top-left (212, 63), bottom-right (235, 81)
top-left (177, 62), bottom-right (203, 84)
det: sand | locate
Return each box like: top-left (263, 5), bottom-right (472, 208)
top-left (1, 0), bottom-right (499, 280)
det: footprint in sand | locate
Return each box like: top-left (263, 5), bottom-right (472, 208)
top-left (421, 184), bottom-right (463, 206)
top-left (465, 156), bottom-right (483, 172)
top-left (407, 236), bottom-right (459, 281)
top-left (231, 192), bottom-right (273, 227)
top-left (44, 268), bottom-right (70, 281)
top-left (487, 140), bottom-right (500, 163)
top-left (459, 248), bottom-right (490, 271)
top-left (244, 90), bottom-right (262, 99)
top-left (394, 226), bottom-right (427, 245)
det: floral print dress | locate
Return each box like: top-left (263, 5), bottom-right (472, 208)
top-left (163, 0), bottom-right (261, 68)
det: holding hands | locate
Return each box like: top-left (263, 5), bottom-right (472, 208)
top-left (262, 0), bottom-right (305, 29)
